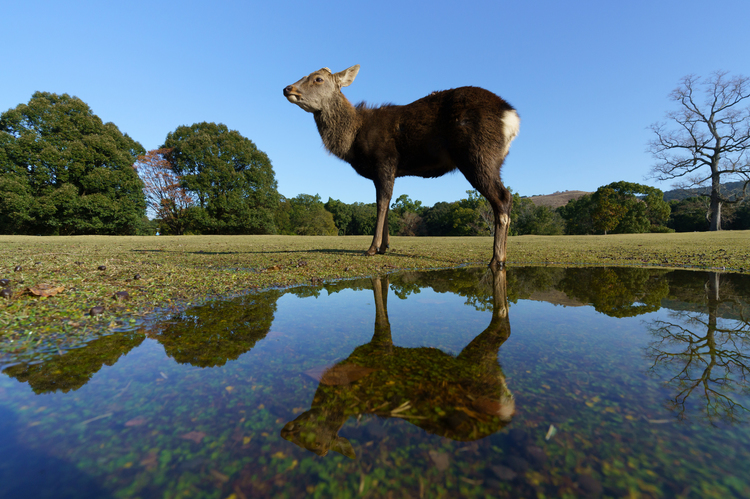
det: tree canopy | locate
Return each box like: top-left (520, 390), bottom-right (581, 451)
top-left (0, 92), bottom-right (147, 235)
top-left (559, 181), bottom-right (670, 235)
top-left (276, 194), bottom-right (337, 235)
top-left (163, 122), bottom-right (279, 234)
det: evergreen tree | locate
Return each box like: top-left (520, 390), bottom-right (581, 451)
top-left (0, 92), bottom-right (146, 235)
top-left (163, 122), bottom-right (279, 234)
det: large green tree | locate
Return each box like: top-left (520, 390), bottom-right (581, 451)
top-left (163, 122), bottom-right (279, 234)
top-left (279, 194), bottom-right (337, 235)
top-left (559, 181), bottom-right (670, 235)
top-left (511, 193), bottom-right (565, 236)
top-left (324, 198), bottom-right (354, 235)
top-left (0, 92), bottom-right (146, 235)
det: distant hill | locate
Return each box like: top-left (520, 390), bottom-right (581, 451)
top-left (524, 182), bottom-right (747, 208)
top-left (527, 190), bottom-right (591, 208)
top-left (663, 181), bottom-right (747, 202)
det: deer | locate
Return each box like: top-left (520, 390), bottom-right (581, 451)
top-left (283, 65), bottom-right (520, 269)
top-left (280, 268), bottom-right (514, 459)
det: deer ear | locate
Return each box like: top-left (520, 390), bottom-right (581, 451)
top-left (330, 436), bottom-right (356, 459)
top-left (336, 65), bottom-right (360, 88)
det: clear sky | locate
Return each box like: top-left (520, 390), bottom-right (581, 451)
top-left (2, 0), bottom-right (749, 206)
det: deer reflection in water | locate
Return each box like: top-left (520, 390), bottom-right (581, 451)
top-left (281, 268), bottom-right (514, 458)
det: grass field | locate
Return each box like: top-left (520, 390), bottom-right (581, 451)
top-left (1, 232), bottom-right (749, 362)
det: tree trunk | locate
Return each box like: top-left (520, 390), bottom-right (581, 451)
top-left (709, 165), bottom-right (722, 231)
top-left (709, 194), bottom-right (722, 231)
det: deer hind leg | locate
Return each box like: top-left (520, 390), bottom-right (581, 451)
top-left (490, 186), bottom-right (512, 270)
top-left (459, 161), bottom-right (512, 269)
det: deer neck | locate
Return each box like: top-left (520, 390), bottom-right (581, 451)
top-left (314, 95), bottom-right (361, 161)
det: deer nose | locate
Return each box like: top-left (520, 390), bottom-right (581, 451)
top-left (283, 85), bottom-right (294, 96)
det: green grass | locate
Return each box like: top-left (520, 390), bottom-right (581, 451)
top-left (1, 232), bottom-right (749, 363)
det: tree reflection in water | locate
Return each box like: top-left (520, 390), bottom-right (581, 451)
top-left (646, 272), bottom-right (750, 424)
top-left (281, 268), bottom-right (514, 458)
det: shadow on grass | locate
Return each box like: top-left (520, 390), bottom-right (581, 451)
top-left (131, 248), bottom-right (446, 261)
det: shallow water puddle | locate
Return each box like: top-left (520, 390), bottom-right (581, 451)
top-left (1, 266), bottom-right (749, 498)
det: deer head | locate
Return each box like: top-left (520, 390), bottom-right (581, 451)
top-left (283, 65), bottom-right (360, 113)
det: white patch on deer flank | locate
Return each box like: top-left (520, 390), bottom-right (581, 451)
top-left (500, 110), bottom-right (520, 157)
top-left (503, 110), bottom-right (520, 140)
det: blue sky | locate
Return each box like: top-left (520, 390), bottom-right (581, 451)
top-left (2, 0), bottom-right (749, 206)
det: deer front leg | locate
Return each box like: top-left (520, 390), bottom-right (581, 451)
top-left (379, 209), bottom-right (390, 254)
top-left (489, 212), bottom-right (510, 270)
top-left (366, 179), bottom-right (394, 256)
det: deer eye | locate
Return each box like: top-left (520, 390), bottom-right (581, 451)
top-left (315, 77), bottom-right (324, 83)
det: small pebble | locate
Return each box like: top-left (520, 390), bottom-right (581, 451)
top-left (577, 474), bottom-right (603, 497)
top-left (98, 265), bottom-right (106, 271)
top-left (0, 279), bottom-right (9, 286)
top-left (133, 274), bottom-right (141, 280)
top-left (14, 266), bottom-right (22, 272)
top-left (113, 291), bottom-right (130, 301)
top-left (90, 306), bottom-right (105, 316)
top-left (490, 464), bottom-right (517, 481)
top-left (525, 446), bottom-right (547, 467)
top-left (0, 288), bottom-right (12, 299)
top-left (504, 455), bottom-right (529, 473)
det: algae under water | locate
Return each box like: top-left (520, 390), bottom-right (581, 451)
top-left (1, 266), bottom-right (750, 498)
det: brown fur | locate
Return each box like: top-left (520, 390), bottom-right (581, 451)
top-left (284, 65), bottom-right (519, 268)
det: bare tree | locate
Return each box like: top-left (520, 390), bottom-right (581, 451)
top-left (648, 71), bottom-right (750, 230)
top-left (134, 148), bottom-right (194, 235)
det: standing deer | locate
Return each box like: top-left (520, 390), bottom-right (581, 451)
top-left (283, 65), bottom-right (520, 269)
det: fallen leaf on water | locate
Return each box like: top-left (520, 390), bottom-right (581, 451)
top-left (27, 284), bottom-right (65, 297)
top-left (545, 424), bottom-right (557, 441)
top-left (140, 451), bottom-right (158, 469)
top-left (209, 469), bottom-right (229, 483)
top-left (305, 364), bottom-right (378, 386)
top-left (181, 431), bottom-right (206, 443)
top-left (125, 416), bottom-right (147, 427)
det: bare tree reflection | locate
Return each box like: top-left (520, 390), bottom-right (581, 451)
top-left (281, 268), bottom-right (514, 458)
top-left (645, 272), bottom-right (750, 424)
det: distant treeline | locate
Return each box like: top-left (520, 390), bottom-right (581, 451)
top-left (2, 92), bottom-right (748, 237)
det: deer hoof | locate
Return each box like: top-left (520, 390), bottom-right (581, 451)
top-left (365, 248), bottom-right (378, 256)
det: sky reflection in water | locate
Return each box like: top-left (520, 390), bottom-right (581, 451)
top-left (1, 266), bottom-right (749, 498)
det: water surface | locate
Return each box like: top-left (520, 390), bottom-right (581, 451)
top-left (2, 266), bottom-right (749, 498)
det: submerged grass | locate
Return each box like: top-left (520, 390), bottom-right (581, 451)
top-left (1, 232), bottom-right (749, 362)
